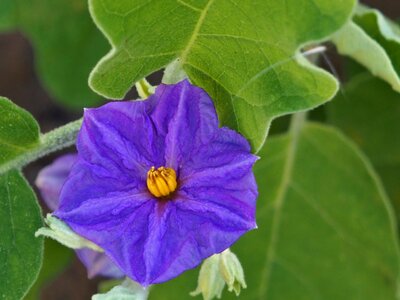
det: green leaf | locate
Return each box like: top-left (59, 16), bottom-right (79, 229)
top-left (0, 170), bottom-right (43, 300)
top-left (0, 97), bottom-right (40, 166)
top-left (332, 5), bottom-right (400, 92)
top-left (88, 0), bottom-right (355, 150)
top-left (327, 73), bottom-right (400, 221)
top-left (0, 0), bottom-right (108, 108)
top-left (24, 239), bottom-right (73, 300)
top-left (151, 122), bottom-right (400, 300)
top-left (232, 122), bottom-right (400, 299)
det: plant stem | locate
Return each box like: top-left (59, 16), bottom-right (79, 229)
top-left (289, 111), bottom-right (307, 136)
top-left (135, 78), bottom-right (155, 99)
top-left (0, 118), bottom-right (82, 175)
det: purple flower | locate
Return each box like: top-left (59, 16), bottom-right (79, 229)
top-left (54, 80), bottom-right (258, 286)
top-left (36, 154), bottom-right (124, 279)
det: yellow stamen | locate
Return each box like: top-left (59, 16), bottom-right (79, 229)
top-left (147, 166), bottom-right (177, 198)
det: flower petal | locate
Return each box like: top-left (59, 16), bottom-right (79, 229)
top-left (179, 127), bottom-right (258, 224)
top-left (58, 158), bottom-right (148, 212)
top-left (37, 154), bottom-right (125, 279)
top-left (57, 188), bottom-right (150, 232)
top-left (76, 249), bottom-right (124, 279)
top-left (56, 192), bottom-right (157, 284)
top-left (35, 154), bottom-right (77, 211)
top-left (150, 80), bottom-right (218, 170)
top-left (140, 196), bottom-right (255, 285)
top-left (179, 127), bottom-right (256, 180)
top-left (79, 100), bottom-right (165, 179)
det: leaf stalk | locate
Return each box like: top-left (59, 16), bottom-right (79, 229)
top-left (0, 118), bottom-right (82, 175)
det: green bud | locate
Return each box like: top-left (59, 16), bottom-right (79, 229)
top-left (35, 213), bottom-right (103, 252)
top-left (191, 249), bottom-right (246, 300)
top-left (190, 255), bottom-right (225, 300)
top-left (219, 249), bottom-right (247, 296)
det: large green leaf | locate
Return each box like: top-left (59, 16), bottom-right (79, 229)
top-left (0, 170), bottom-right (43, 300)
top-left (332, 6), bottom-right (400, 92)
top-left (88, 0), bottom-right (355, 150)
top-left (150, 122), bottom-right (400, 300)
top-left (327, 73), bottom-right (400, 220)
top-left (0, 0), bottom-right (108, 108)
top-left (0, 97), bottom-right (39, 166)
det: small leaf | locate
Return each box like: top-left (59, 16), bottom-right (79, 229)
top-left (0, 0), bottom-right (108, 108)
top-left (92, 278), bottom-right (149, 300)
top-left (327, 73), bottom-right (400, 222)
top-left (332, 5), bottom-right (400, 92)
top-left (150, 123), bottom-right (400, 300)
top-left (0, 97), bottom-right (39, 166)
top-left (0, 170), bottom-right (43, 300)
top-left (88, 0), bottom-right (356, 150)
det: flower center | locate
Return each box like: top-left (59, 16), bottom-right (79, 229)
top-left (146, 166), bottom-right (177, 198)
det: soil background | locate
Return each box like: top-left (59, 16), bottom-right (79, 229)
top-left (0, 0), bottom-right (398, 299)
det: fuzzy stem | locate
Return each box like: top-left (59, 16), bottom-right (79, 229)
top-left (0, 118), bottom-right (82, 175)
top-left (289, 111), bottom-right (307, 136)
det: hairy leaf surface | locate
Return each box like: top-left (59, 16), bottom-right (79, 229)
top-left (89, 0), bottom-right (356, 150)
top-left (0, 170), bottom-right (43, 300)
top-left (0, 97), bottom-right (39, 166)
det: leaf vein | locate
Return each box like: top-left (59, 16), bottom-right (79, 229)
top-left (176, 0), bottom-right (202, 12)
top-left (258, 118), bottom-right (302, 299)
top-left (180, 0), bottom-right (215, 64)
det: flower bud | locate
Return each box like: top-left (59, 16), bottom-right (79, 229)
top-left (219, 249), bottom-right (247, 296)
top-left (190, 249), bottom-right (246, 300)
